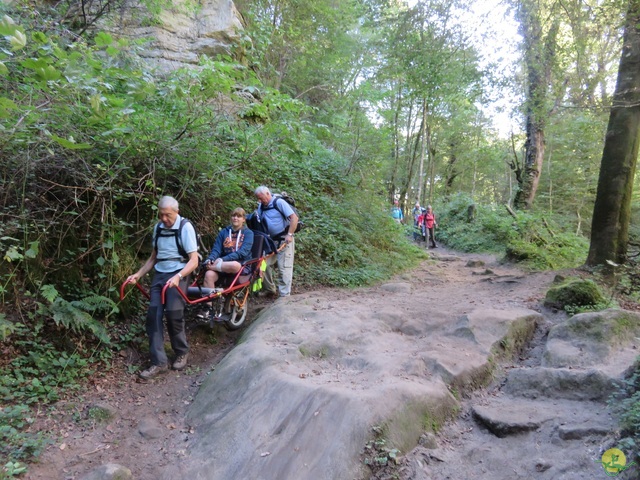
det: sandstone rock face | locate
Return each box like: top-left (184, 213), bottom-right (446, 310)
top-left (420, 308), bottom-right (640, 480)
top-left (102, 0), bottom-right (243, 72)
top-left (184, 294), bottom-right (542, 480)
top-left (177, 255), bottom-right (636, 480)
top-left (543, 308), bottom-right (640, 375)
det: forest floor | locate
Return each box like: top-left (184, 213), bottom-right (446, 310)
top-left (22, 244), bottom-right (636, 480)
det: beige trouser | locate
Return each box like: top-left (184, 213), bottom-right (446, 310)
top-left (263, 238), bottom-right (294, 297)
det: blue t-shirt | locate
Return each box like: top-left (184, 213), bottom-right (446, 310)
top-left (391, 207), bottom-right (403, 220)
top-left (258, 197), bottom-right (295, 238)
top-left (153, 215), bottom-right (198, 273)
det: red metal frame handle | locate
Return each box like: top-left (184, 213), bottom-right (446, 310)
top-left (161, 256), bottom-right (265, 305)
top-left (120, 280), bottom-right (150, 301)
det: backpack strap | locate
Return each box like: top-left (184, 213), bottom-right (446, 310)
top-left (260, 195), bottom-right (288, 220)
top-left (257, 196), bottom-right (290, 240)
top-left (154, 218), bottom-right (190, 262)
top-left (271, 196), bottom-right (288, 220)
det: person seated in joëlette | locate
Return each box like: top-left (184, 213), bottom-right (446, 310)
top-left (198, 208), bottom-right (254, 318)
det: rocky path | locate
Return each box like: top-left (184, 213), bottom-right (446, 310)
top-left (398, 255), bottom-right (638, 480)
top-left (25, 247), bottom-right (640, 480)
top-left (405, 317), bottom-right (622, 480)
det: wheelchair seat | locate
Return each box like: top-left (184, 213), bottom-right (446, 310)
top-left (209, 234), bottom-right (266, 289)
top-left (246, 234), bottom-right (265, 266)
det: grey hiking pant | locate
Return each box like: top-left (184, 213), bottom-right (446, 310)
top-left (146, 270), bottom-right (189, 366)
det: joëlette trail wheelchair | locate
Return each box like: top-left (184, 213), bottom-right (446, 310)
top-left (120, 231), bottom-right (275, 331)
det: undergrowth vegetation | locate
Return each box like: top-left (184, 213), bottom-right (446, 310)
top-left (609, 359), bottom-right (640, 465)
top-left (435, 194), bottom-right (589, 270)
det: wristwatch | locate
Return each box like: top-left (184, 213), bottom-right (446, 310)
top-left (178, 273), bottom-right (183, 279)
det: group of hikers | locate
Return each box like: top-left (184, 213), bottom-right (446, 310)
top-left (124, 186), bottom-right (298, 380)
top-left (391, 199), bottom-right (438, 249)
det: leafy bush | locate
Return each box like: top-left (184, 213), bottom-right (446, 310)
top-left (609, 359), bottom-right (640, 463)
top-left (435, 194), bottom-right (514, 253)
top-left (435, 194), bottom-right (589, 270)
top-left (0, 405), bottom-right (49, 467)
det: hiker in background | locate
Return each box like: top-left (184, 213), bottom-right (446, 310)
top-left (417, 207), bottom-right (427, 242)
top-left (197, 207), bottom-right (254, 319)
top-left (425, 205), bottom-right (438, 248)
top-left (412, 202), bottom-right (421, 224)
top-left (411, 201), bottom-right (421, 240)
top-left (391, 200), bottom-right (404, 224)
top-left (255, 185), bottom-right (299, 297)
top-left (125, 196), bottom-right (199, 380)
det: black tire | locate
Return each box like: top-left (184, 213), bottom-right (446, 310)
top-left (224, 288), bottom-right (249, 330)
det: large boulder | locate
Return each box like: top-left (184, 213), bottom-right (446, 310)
top-left (183, 294), bottom-right (543, 480)
top-left (543, 308), bottom-right (640, 376)
top-left (100, 0), bottom-right (244, 72)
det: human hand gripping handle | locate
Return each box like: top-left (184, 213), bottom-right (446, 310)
top-left (165, 272), bottom-right (183, 288)
top-left (166, 251), bottom-right (199, 288)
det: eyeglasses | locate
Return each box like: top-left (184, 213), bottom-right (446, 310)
top-left (231, 214), bottom-right (244, 218)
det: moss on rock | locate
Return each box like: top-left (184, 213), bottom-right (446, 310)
top-left (544, 278), bottom-right (606, 311)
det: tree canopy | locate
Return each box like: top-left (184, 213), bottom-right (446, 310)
top-left (2, 0), bottom-right (640, 472)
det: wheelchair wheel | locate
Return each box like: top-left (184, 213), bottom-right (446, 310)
top-left (224, 287), bottom-right (249, 331)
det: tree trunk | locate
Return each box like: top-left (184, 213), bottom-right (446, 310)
top-left (587, 0), bottom-right (640, 266)
top-left (514, 117), bottom-right (545, 209)
top-left (416, 98), bottom-right (428, 203)
top-left (513, 0), bottom-right (559, 210)
top-left (427, 128), bottom-right (436, 205)
top-left (444, 140), bottom-right (458, 196)
top-left (389, 83), bottom-right (403, 201)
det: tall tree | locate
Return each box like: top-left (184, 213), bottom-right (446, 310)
top-left (373, 0), bottom-right (482, 203)
top-left (513, 0), bottom-right (560, 210)
top-left (587, 0), bottom-right (640, 266)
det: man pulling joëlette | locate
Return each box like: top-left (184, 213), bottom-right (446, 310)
top-left (125, 196), bottom-right (199, 380)
top-left (254, 185), bottom-right (299, 297)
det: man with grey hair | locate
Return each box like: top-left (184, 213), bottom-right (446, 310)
top-left (125, 196), bottom-right (200, 380)
top-left (254, 186), bottom-right (299, 297)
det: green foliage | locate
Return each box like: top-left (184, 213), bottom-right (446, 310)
top-left (296, 190), bottom-right (426, 288)
top-left (0, 405), bottom-right (49, 468)
top-left (435, 194), bottom-right (514, 253)
top-left (537, 110), bottom-right (607, 225)
top-left (0, 340), bottom-right (91, 404)
top-left (435, 194), bottom-right (589, 270)
top-left (609, 359), bottom-right (640, 463)
top-left (1, 462), bottom-right (28, 479)
top-left (363, 425), bottom-right (400, 471)
top-left (0, 315), bottom-right (20, 341)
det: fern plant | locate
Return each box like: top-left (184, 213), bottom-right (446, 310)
top-left (40, 285), bottom-right (115, 345)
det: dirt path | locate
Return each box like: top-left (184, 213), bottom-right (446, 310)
top-left (25, 246), bottom-right (579, 480)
